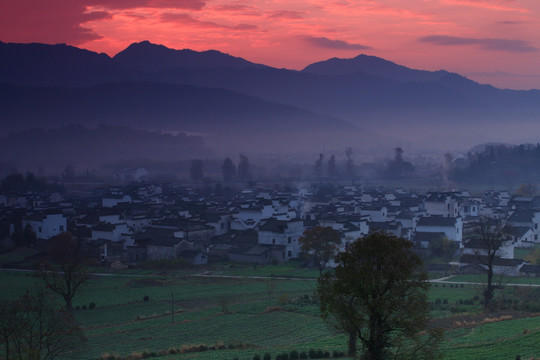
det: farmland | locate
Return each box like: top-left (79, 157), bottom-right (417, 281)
top-left (1, 265), bottom-right (539, 360)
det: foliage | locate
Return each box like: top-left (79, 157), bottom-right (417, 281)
top-left (0, 288), bottom-right (85, 360)
top-left (299, 226), bottom-right (341, 275)
top-left (0, 172), bottom-right (63, 194)
top-left (428, 235), bottom-right (457, 260)
top-left (384, 148), bottom-right (414, 179)
top-left (39, 232), bottom-right (90, 309)
top-left (450, 143), bottom-right (540, 185)
top-left (524, 248), bottom-right (540, 265)
top-left (318, 232), bottom-right (440, 360)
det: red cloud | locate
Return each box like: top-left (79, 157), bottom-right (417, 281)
top-left (0, 0), bottom-right (109, 44)
top-left (86, 0), bottom-right (205, 10)
top-left (160, 12), bottom-right (257, 30)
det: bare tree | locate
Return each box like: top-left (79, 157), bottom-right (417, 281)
top-left (0, 288), bottom-right (85, 360)
top-left (471, 216), bottom-right (506, 309)
top-left (39, 232), bottom-right (90, 310)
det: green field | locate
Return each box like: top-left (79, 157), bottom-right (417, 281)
top-left (1, 269), bottom-right (539, 360)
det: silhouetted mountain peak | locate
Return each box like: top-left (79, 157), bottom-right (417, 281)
top-left (113, 40), bottom-right (268, 72)
top-left (302, 53), bottom-right (449, 83)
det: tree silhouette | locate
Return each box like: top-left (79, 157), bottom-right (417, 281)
top-left (189, 159), bottom-right (204, 183)
top-left (0, 288), bottom-right (85, 359)
top-left (237, 154), bottom-right (251, 181)
top-left (327, 155), bottom-right (337, 178)
top-left (345, 147), bottom-right (354, 179)
top-left (39, 232), bottom-right (90, 310)
top-left (318, 232), bottom-right (441, 359)
top-left (471, 216), bottom-right (507, 309)
top-left (299, 226), bottom-right (341, 275)
top-left (222, 158), bottom-right (236, 182)
top-left (314, 153), bottom-right (324, 179)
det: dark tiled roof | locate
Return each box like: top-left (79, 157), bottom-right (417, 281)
top-left (417, 217), bottom-right (457, 227)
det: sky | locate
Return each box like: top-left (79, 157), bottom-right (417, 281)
top-left (1, 0), bottom-right (540, 90)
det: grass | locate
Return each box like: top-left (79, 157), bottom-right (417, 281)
top-left (447, 274), bottom-right (540, 285)
top-left (2, 267), bottom-right (540, 360)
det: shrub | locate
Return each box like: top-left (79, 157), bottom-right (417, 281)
top-left (264, 353), bottom-right (272, 360)
top-left (443, 299), bottom-right (448, 304)
top-left (299, 351), bottom-right (307, 359)
top-left (143, 295), bottom-right (150, 302)
top-left (82, 304), bottom-right (87, 310)
top-left (317, 349), bottom-right (324, 358)
top-left (290, 350), bottom-right (299, 359)
top-left (254, 354), bottom-right (261, 360)
top-left (89, 302), bottom-right (96, 309)
top-left (332, 350), bottom-right (345, 358)
top-left (308, 349), bottom-right (317, 358)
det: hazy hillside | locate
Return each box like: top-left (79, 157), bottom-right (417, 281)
top-left (2, 40), bottom-right (540, 152)
top-left (0, 125), bottom-right (212, 172)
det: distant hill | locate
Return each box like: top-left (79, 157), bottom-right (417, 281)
top-left (0, 124), bottom-right (213, 172)
top-left (0, 81), bottom-right (371, 155)
top-left (302, 54), bottom-right (449, 82)
top-left (2, 40), bottom-right (540, 151)
top-left (113, 40), bottom-right (269, 72)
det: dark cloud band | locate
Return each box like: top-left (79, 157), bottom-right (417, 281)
top-left (304, 36), bottom-right (371, 50)
top-left (419, 35), bottom-right (537, 53)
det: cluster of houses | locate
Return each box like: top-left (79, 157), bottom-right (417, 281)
top-left (1, 183), bottom-right (540, 276)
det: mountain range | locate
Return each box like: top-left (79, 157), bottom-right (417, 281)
top-left (1, 40), bottom-right (540, 171)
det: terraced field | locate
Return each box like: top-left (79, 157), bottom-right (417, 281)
top-left (1, 267), bottom-right (539, 360)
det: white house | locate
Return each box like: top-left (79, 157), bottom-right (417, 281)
top-left (424, 192), bottom-right (461, 217)
top-left (23, 213), bottom-right (67, 240)
top-left (358, 205), bottom-right (387, 222)
top-left (507, 209), bottom-right (540, 245)
top-left (257, 219), bottom-right (304, 259)
top-left (416, 216), bottom-right (462, 244)
top-left (91, 223), bottom-right (130, 242)
top-left (102, 195), bottom-right (132, 208)
top-left (462, 238), bottom-right (515, 259)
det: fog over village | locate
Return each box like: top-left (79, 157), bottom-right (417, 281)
top-left (2, 1), bottom-right (540, 360)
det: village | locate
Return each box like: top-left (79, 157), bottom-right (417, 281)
top-left (1, 181), bottom-right (540, 277)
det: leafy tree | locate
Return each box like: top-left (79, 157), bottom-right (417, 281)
top-left (516, 183), bottom-right (536, 197)
top-left (39, 232), bottom-right (90, 310)
top-left (237, 154), bottom-right (252, 181)
top-left (318, 232), bottom-right (441, 359)
top-left (299, 226), bottom-right (341, 275)
top-left (222, 158), bottom-right (236, 182)
top-left (0, 288), bottom-right (85, 360)
top-left (189, 159), bottom-right (204, 183)
top-left (385, 147), bottom-right (414, 179)
top-left (471, 216), bottom-right (507, 309)
top-left (428, 235), bottom-right (457, 260)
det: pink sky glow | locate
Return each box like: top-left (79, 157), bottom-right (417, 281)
top-left (1, 0), bottom-right (540, 89)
